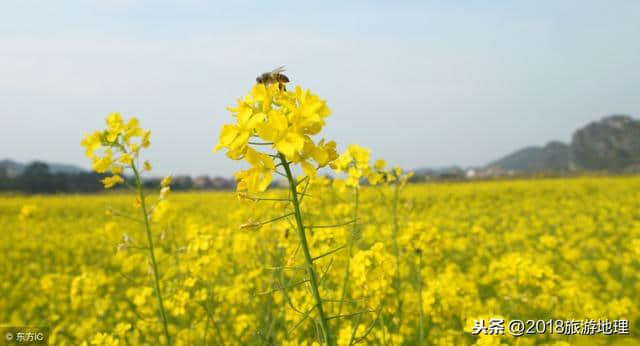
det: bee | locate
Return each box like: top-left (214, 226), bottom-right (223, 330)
top-left (256, 66), bottom-right (290, 91)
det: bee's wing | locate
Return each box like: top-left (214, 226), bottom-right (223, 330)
top-left (271, 66), bottom-right (286, 74)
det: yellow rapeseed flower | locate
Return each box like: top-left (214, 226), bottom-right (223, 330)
top-left (81, 113), bottom-right (153, 189)
top-left (101, 175), bottom-right (124, 189)
top-left (161, 175), bottom-right (172, 187)
top-left (216, 83), bottom-right (337, 192)
top-left (81, 130), bottom-right (103, 158)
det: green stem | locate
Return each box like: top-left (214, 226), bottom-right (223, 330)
top-left (132, 163), bottom-right (171, 345)
top-left (278, 152), bottom-right (333, 345)
top-left (391, 182), bottom-right (402, 323)
top-left (417, 252), bottom-right (424, 344)
top-left (338, 186), bottom-right (359, 325)
top-left (379, 313), bottom-right (388, 346)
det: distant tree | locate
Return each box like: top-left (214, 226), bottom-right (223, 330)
top-left (0, 166), bottom-right (6, 189)
top-left (19, 162), bottom-right (55, 193)
top-left (0, 161), bottom-right (237, 194)
top-left (173, 175), bottom-right (193, 190)
top-left (22, 161), bottom-right (51, 177)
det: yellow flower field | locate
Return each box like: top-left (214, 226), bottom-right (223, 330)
top-left (1, 176), bottom-right (639, 345)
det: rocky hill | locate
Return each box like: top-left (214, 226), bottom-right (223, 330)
top-left (570, 115), bottom-right (640, 171)
top-left (413, 114), bottom-right (640, 178)
top-left (482, 115), bottom-right (640, 174)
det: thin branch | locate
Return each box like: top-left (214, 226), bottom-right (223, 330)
top-left (286, 215), bottom-right (297, 232)
top-left (238, 193), bottom-right (291, 202)
top-left (117, 270), bottom-right (138, 285)
top-left (318, 258), bottom-right (334, 286)
top-left (263, 265), bottom-right (306, 271)
top-left (240, 212), bottom-right (294, 229)
top-left (297, 177), bottom-right (312, 204)
top-left (254, 279), bottom-right (310, 296)
top-left (295, 175), bottom-right (310, 186)
top-left (123, 179), bottom-right (137, 192)
top-left (272, 264), bottom-right (312, 317)
top-left (306, 219), bottom-right (358, 229)
top-left (322, 298), bottom-right (364, 304)
top-left (106, 207), bottom-right (143, 224)
top-left (286, 306), bottom-right (316, 335)
top-left (327, 310), bottom-right (376, 320)
top-left (199, 301), bottom-right (225, 346)
top-left (351, 304), bottom-right (384, 345)
top-left (312, 245), bottom-right (347, 262)
top-left (255, 197), bottom-right (291, 202)
top-left (349, 313), bottom-right (363, 345)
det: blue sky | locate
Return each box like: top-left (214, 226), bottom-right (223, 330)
top-left (2, 1), bottom-right (639, 176)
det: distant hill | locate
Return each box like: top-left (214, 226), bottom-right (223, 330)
top-left (414, 114), bottom-right (640, 178)
top-left (0, 159), bottom-right (86, 177)
top-left (486, 141), bottom-right (570, 172)
top-left (483, 115), bottom-right (640, 174)
top-left (570, 115), bottom-right (640, 171)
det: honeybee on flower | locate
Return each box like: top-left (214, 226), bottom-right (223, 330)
top-left (215, 82), bottom-right (337, 193)
top-left (256, 66), bottom-right (290, 91)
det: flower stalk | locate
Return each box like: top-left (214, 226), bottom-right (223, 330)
top-left (391, 181), bottom-right (402, 322)
top-left (416, 250), bottom-right (424, 344)
top-left (278, 152), bottom-right (332, 345)
top-left (337, 186), bottom-right (359, 323)
top-left (132, 162), bottom-right (172, 346)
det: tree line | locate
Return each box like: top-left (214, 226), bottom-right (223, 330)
top-left (0, 162), bottom-right (235, 194)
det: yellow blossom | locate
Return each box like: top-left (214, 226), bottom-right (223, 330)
top-left (161, 175), bottom-right (172, 187)
top-left (101, 175), bottom-right (124, 189)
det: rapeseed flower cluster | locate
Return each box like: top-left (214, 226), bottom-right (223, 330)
top-left (331, 144), bottom-right (387, 190)
top-left (80, 113), bottom-right (173, 345)
top-left (215, 83), bottom-right (338, 192)
top-left (81, 112), bottom-right (151, 189)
